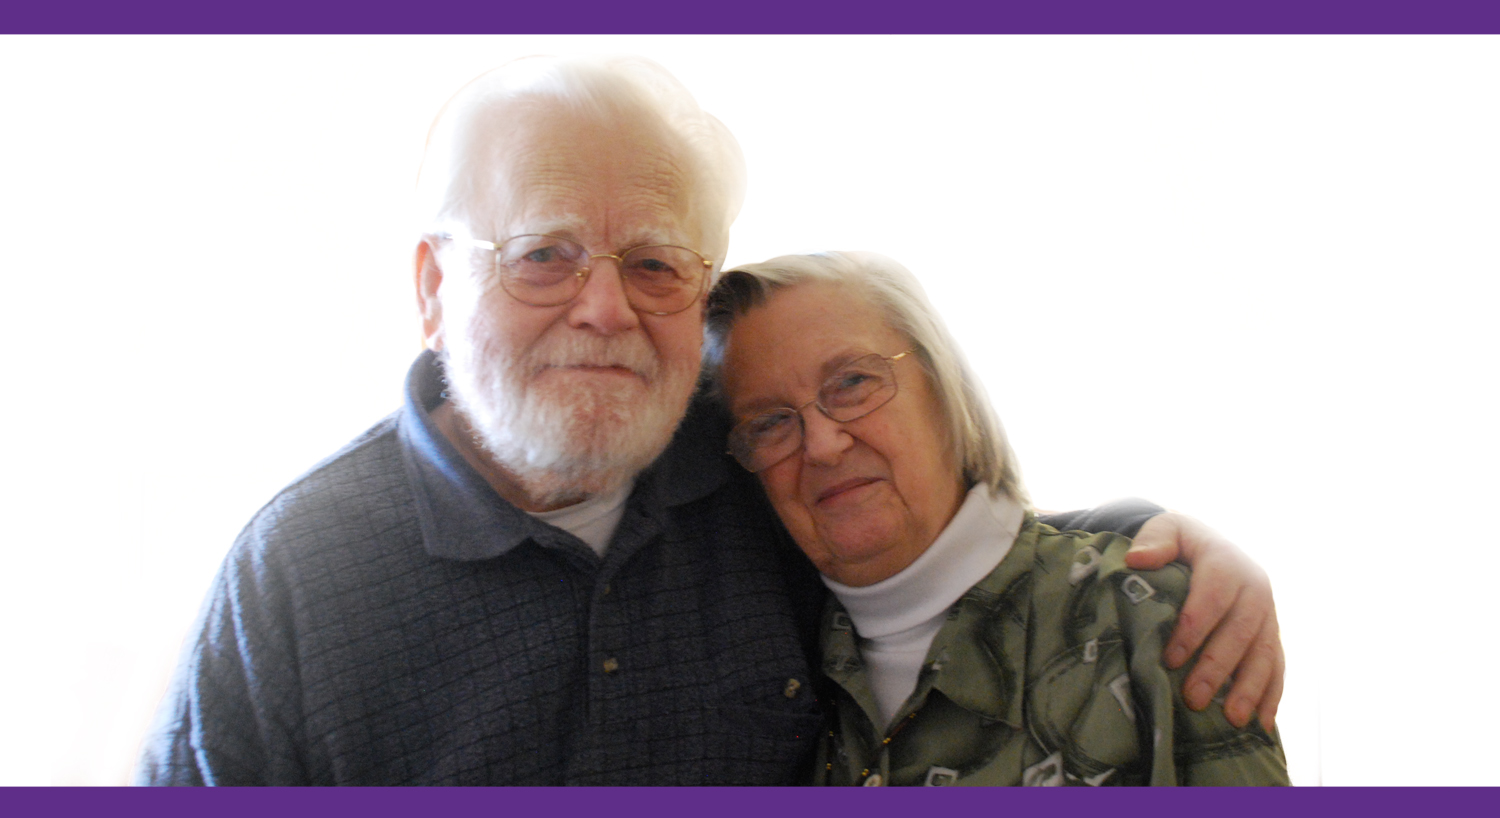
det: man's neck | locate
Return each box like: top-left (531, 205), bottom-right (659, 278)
top-left (430, 401), bottom-right (590, 512)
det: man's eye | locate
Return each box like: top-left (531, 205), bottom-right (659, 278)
top-left (523, 247), bottom-right (561, 264)
top-left (626, 257), bottom-right (686, 284)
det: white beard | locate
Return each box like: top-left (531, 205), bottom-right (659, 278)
top-left (441, 324), bottom-right (699, 508)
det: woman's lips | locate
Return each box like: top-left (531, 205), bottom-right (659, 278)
top-left (816, 477), bottom-right (881, 506)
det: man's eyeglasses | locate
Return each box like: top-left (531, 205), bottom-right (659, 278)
top-left (727, 351), bottom-right (914, 473)
top-left (456, 234), bottom-right (713, 316)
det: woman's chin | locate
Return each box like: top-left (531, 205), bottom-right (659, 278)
top-left (815, 528), bottom-right (916, 586)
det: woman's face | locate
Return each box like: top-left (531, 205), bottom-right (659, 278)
top-left (721, 282), bottom-right (966, 587)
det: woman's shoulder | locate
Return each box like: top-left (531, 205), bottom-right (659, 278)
top-left (1023, 519), bottom-right (1191, 613)
top-left (1016, 521), bottom-right (1288, 785)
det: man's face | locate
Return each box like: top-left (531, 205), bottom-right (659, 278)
top-left (426, 109), bottom-right (708, 507)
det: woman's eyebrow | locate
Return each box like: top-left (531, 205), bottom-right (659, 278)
top-left (730, 392), bottom-right (789, 420)
top-left (729, 348), bottom-right (878, 418)
top-left (818, 350), bottom-right (872, 379)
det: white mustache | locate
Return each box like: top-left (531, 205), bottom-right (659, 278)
top-left (526, 333), bottom-right (661, 381)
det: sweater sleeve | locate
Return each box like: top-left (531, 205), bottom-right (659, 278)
top-left (135, 526), bottom-right (310, 786)
top-left (1039, 498), bottom-right (1164, 538)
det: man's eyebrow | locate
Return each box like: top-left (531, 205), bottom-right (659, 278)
top-left (507, 213), bottom-right (587, 240)
top-left (614, 228), bottom-right (686, 249)
top-left (503, 220), bottom-right (680, 251)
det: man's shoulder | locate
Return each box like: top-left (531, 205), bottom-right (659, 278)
top-left (1036, 498), bottom-right (1164, 539)
top-left (232, 411), bottom-right (418, 566)
top-left (1024, 521), bottom-right (1190, 613)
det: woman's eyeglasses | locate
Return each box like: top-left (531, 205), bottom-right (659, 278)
top-left (727, 351), bottom-right (913, 473)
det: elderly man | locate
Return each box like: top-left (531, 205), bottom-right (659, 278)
top-left (138, 57), bottom-right (1281, 786)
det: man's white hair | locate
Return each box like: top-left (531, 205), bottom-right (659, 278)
top-left (704, 251), bottom-right (1031, 509)
top-left (416, 55), bottom-right (746, 265)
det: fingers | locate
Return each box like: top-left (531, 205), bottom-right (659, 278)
top-left (1218, 617), bottom-right (1279, 728)
top-left (1178, 570), bottom-right (1282, 733)
top-left (1163, 554), bottom-right (1252, 670)
top-left (1124, 514), bottom-right (1182, 571)
top-left (1180, 588), bottom-right (1267, 714)
top-left (1255, 635), bottom-right (1286, 733)
top-left (1136, 510), bottom-right (1286, 730)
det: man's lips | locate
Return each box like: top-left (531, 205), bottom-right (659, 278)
top-left (539, 363), bottom-right (646, 380)
top-left (815, 477), bottom-right (881, 505)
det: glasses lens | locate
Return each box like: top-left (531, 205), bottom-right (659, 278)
top-left (620, 246), bottom-right (708, 314)
top-left (820, 355), bottom-right (897, 421)
top-left (497, 235), bottom-right (588, 306)
top-left (728, 409), bottom-right (802, 472)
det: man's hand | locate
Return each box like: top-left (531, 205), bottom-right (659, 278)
top-left (1125, 512), bottom-right (1283, 731)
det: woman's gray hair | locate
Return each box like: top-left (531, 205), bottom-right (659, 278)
top-left (704, 251), bottom-right (1029, 508)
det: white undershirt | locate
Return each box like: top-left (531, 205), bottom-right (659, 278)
top-left (822, 484), bottom-right (1025, 729)
top-left (529, 481), bottom-right (634, 557)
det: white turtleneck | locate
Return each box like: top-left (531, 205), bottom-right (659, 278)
top-left (822, 484), bottom-right (1025, 729)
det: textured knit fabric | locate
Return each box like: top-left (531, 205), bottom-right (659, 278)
top-left (137, 352), bottom-right (824, 785)
top-left (814, 518), bottom-right (1289, 787)
top-left (136, 351), bottom-right (1165, 786)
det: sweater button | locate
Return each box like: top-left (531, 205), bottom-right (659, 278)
top-left (602, 657), bottom-right (620, 673)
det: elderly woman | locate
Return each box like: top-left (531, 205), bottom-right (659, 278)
top-left (704, 252), bottom-right (1288, 786)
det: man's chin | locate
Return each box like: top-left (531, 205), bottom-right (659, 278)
top-left (502, 422), bottom-right (671, 507)
top-left (447, 354), bottom-right (697, 506)
top-left (495, 398), bottom-right (676, 477)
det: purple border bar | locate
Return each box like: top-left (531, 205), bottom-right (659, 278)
top-left (3, 787), bottom-right (1499, 817)
top-left (4, 0), bottom-right (1500, 34)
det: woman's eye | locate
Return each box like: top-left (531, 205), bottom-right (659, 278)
top-left (822, 366), bottom-right (887, 409)
top-left (833, 372), bottom-right (872, 390)
top-left (747, 413), bottom-right (790, 437)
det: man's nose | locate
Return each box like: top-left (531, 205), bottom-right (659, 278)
top-left (566, 256), bottom-right (641, 335)
top-left (800, 406), bottom-right (853, 466)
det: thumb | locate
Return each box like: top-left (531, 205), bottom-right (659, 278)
top-left (1124, 513), bottom-right (1182, 570)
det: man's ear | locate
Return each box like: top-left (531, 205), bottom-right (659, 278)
top-left (415, 238), bottom-right (445, 351)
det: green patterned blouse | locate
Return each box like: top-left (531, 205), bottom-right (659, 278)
top-left (813, 520), bottom-right (1289, 786)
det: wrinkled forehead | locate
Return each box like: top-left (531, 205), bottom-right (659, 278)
top-left (444, 99), bottom-right (702, 243)
top-left (722, 282), bottom-right (909, 406)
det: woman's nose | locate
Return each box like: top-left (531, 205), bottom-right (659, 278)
top-left (799, 406), bottom-right (854, 465)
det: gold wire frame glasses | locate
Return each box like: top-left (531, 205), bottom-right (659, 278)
top-left (458, 234), bottom-right (712, 316)
top-left (726, 350), bottom-right (914, 473)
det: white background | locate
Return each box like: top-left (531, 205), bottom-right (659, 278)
top-left (1, 36), bottom-right (1496, 786)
